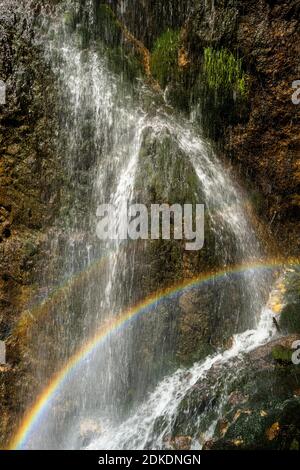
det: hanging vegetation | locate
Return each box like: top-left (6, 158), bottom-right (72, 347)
top-left (150, 29), bottom-right (181, 88)
top-left (203, 47), bottom-right (248, 97)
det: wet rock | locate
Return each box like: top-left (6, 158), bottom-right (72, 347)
top-left (279, 268), bottom-right (300, 334)
top-left (228, 391), bottom-right (248, 407)
top-left (218, 419), bottom-right (229, 437)
top-left (157, 330), bottom-right (300, 450)
top-left (6, 144), bottom-right (20, 156)
top-left (131, 0), bottom-right (300, 255)
top-left (213, 398), bottom-right (300, 450)
top-left (248, 334), bottom-right (300, 363)
top-left (206, 336), bottom-right (300, 449)
top-left (266, 422), bottom-right (280, 441)
top-left (280, 304), bottom-right (300, 335)
top-left (272, 345), bottom-right (293, 364)
top-left (169, 435), bottom-right (192, 450)
top-left (0, 0), bottom-right (63, 447)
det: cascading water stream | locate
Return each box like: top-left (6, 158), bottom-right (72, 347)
top-left (18, 1), bottom-right (277, 450)
top-left (88, 301), bottom-right (276, 450)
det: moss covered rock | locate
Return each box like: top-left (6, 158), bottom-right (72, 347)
top-left (203, 47), bottom-right (248, 97)
top-left (272, 345), bottom-right (294, 364)
top-left (150, 29), bottom-right (181, 88)
top-left (280, 268), bottom-right (300, 334)
top-left (280, 305), bottom-right (300, 334)
top-left (0, 0), bottom-right (64, 447)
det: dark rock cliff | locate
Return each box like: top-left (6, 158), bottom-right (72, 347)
top-left (0, 0), bottom-right (61, 444)
top-left (185, 0), bottom-right (300, 255)
top-left (112, 0), bottom-right (300, 256)
top-left (205, 334), bottom-right (300, 450)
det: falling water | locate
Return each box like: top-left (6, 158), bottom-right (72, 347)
top-left (19, 1), bottom-right (276, 450)
top-left (88, 302), bottom-right (276, 450)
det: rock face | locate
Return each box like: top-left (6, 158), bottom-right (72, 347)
top-left (205, 335), bottom-right (300, 450)
top-left (0, 0), bottom-right (62, 445)
top-left (184, 0), bottom-right (300, 256)
top-left (111, 0), bottom-right (193, 50)
top-left (115, 0), bottom-right (300, 256)
top-left (149, 334), bottom-right (300, 450)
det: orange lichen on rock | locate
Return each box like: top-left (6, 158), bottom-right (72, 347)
top-left (266, 422), bottom-right (280, 441)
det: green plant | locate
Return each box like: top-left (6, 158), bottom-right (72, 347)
top-left (150, 29), bottom-right (181, 88)
top-left (284, 266), bottom-right (300, 304)
top-left (104, 46), bottom-right (143, 82)
top-left (272, 345), bottom-right (293, 363)
top-left (280, 304), bottom-right (300, 334)
top-left (280, 267), bottom-right (300, 333)
top-left (203, 47), bottom-right (248, 97)
top-left (63, 11), bottom-right (77, 30)
top-left (95, 4), bottom-right (122, 47)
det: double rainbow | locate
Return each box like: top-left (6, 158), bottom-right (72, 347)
top-left (8, 257), bottom-right (297, 449)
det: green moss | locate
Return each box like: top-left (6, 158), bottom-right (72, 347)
top-left (203, 47), bottom-right (248, 97)
top-left (103, 45), bottom-right (143, 82)
top-left (150, 29), bottom-right (181, 88)
top-left (135, 128), bottom-right (202, 206)
top-left (181, 343), bottom-right (214, 367)
top-left (272, 345), bottom-right (293, 363)
top-left (280, 304), bottom-right (300, 334)
top-left (279, 267), bottom-right (300, 333)
top-left (63, 11), bottom-right (77, 30)
top-left (284, 267), bottom-right (300, 305)
top-left (290, 439), bottom-right (299, 450)
top-left (250, 189), bottom-right (265, 215)
top-left (94, 4), bottom-right (122, 48)
top-left (69, 3), bottom-right (123, 50)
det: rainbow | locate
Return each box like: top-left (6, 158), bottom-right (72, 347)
top-left (9, 258), bottom-right (298, 450)
top-left (13, 242), bottom-right (129, 337)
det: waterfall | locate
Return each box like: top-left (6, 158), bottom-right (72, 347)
top-left (19, 1), bottom-right (275, 450)
top-left (88, 303), bottom-right (276, 450)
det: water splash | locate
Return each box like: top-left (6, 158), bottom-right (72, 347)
top-left (87, 300), bottom-right (277, 450)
